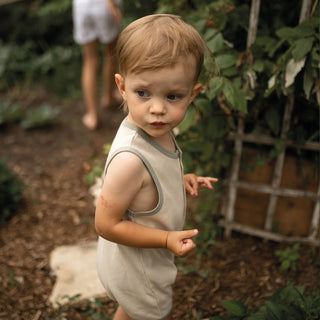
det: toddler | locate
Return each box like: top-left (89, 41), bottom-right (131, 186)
top-left (95, 14), bottom-right (217, 320)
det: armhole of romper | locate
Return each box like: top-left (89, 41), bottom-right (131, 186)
top-left (103, 147), bottom-right (163, 217)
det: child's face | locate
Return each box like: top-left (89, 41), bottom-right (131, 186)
top-left (115, 56), bottom-right (201, 145)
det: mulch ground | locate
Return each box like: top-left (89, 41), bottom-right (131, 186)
top-left (0, 90), bottom-right (319, 320)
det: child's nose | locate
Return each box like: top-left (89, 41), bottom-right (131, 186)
top-left (150, 99), bottom-right (166, 114)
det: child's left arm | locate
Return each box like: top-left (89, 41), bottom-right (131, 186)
top-left (184, 173), bottom-right (218, 197)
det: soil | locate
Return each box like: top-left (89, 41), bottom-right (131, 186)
top-left (0, 90), bottom-right (319, 320)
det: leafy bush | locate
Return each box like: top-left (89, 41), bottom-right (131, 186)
top-left (0, 101), bottom-right (60, 129)
top-left (155, 0), bottom-right (319, 256)
top-left (212, 284), bottom-right (320, 320)
top-left (0, 159), bottom-right (24, 226)
top-left (21, 103), bottom-right (60, 129)
top-left (0, 100), bottom-right (24, 125)
top-left (157, 0), bottom-right (319, 177)
top-left (0, 0), bottom-right (80, 95)
top-left (275, 243), bottom-right (301, 272)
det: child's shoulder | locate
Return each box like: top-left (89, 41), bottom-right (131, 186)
top-left (110, 150), bottom-right (143, 167)
top-left (104, 150), bottom-right (151, 197)
top-left (107, 150), bottom-right (146, 180)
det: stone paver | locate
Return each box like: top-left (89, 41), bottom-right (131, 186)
top-left (49, 241), bottom-right (105, 306)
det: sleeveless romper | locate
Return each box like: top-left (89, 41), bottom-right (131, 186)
top-left (96, 119), bottom-right (186, 320)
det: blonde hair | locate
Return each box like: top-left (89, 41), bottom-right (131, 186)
top-left (116, 14), bottom-right (207, 82)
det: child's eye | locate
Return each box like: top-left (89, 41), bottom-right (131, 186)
top-left (137, 90), bottom-right (148, 97)
top-left (167, 94), bottom-right (179, 101)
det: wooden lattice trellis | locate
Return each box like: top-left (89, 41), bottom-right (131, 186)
top-left (219, 0), bottom-right (320, 246)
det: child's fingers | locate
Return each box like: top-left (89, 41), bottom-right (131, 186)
top-left (185, 184), bottom-right (198, 196)
top-left (181, 229), bottom-right (198, 240)
top-left (179, 229), bottom-right (198, 257)
top-left (184, 174), bottom-right (199, 196)
top-left (198, 177), bottom-right (218, 189)
top-left (167, 229), bottom-right (198, 257)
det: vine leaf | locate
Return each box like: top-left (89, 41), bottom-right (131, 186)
top-left (285, 58), bottom-right (306, 88)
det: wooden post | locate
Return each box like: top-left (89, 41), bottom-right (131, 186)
top-left (221, 0), bottom-right (320, 245)
top-left (225, 0), bottom-right (261, 237)
top-left (247, 0), bottom-right (261, 48)
top-left (224, 116), bottom-right (244, 237)
top-left (309, 181), bottom-right (320, 239)
top-left (299, 0), bottom-right (313, 23)
top-left (264, 94), bottom-right (295, 231)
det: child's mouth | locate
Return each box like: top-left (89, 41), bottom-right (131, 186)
top-left (150, 122), bottom-right (166, 128)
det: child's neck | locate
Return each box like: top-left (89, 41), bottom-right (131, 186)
top-left (151, 133), bottom-right (176, 153)
top-left (126, 117), bottom-right (176, 152)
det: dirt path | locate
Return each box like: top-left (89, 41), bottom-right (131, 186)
top-left (0, 94), bottom-right (319, 319)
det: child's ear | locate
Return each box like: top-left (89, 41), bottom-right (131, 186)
top-left (190, 83), bottom-right (202, 103)
top-left (115, 74), bottom-right (126, 100)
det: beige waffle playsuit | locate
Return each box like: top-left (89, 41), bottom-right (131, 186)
top-left (97, 119), bottom-right (186, 320)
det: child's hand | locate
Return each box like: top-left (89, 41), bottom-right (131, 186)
top-left (184, 173), bottom-right (218, 197)
top-left (166, 229), bottom-right (198, 257)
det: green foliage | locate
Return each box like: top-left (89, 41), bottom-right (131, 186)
top-left (211, 284), bottom-right (320, 320)
top-left (0, 101), bottom-right (60, 129)
top-left (221, 300), bottom-right (247, 317)
top-left (275, 243), bottom-right (301, 273)
top-left (177, 256), bottom-right (219, 281)
top-left (103, 143), bottom-right (112, 155)
top-left (86, 165), bottom-right (103, 187)
top-left (0, 0), bottom-right (80, 96)
top-left (21, 103), bottom-right (60, 129)
top-left (122, 0), bottom-right (158, 25)
top-left (0, 40), bottom-right (81, 95)
top-left (0, 158), bottom-right (24, 227)
top-left (0, 101), bottom-right (24, 125)
top-left (2, 0), bottom-right (318, 144)
top-left (188, 189), bottom-right (223, 260)
top-left (158, 0), bottom-right (320, 181)
top-left (181, 263), bottom-right (198, 275)
top-left (264, 18), bottom-right (320, 103)
top-left (163, 0), bottom-right (320, 256)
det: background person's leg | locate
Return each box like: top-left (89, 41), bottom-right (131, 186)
top-left (81, 40), bottom-right (100, 129)
top-left (101, 38), bottom-right (122, 108)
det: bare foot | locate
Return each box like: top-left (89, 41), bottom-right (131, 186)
top-left (82, 113), bottom-right (98, 130)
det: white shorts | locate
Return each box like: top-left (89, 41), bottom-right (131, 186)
top-left (72, 0), bottom-right (122, 45)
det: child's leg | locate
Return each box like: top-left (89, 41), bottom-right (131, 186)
top-left (81, 40), bottom-right (100, 130)
top-left (113, 305), bottom-right (132, 320)
top-left (101, 38), bottom-right (122, 108)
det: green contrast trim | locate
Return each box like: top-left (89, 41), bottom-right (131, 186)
top-left (106, 147), bottom-right (163, 217)
top-left (123, 119), bottom-right (181, 159)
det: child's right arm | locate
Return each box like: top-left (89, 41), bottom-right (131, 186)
top-left (95, 152), bottom-right (197, 257)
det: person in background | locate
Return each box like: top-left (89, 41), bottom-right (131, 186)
top-left (73, 0), bottom-right (122, 130)
top-left (95, 14), bottom-right (218, 320)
